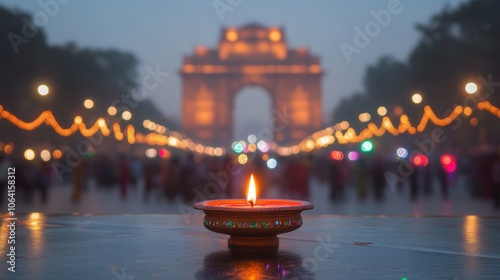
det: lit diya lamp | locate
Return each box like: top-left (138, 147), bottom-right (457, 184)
top-left (194, 174), bottom-right (313, 256)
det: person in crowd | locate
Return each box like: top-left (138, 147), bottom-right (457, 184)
top-left (285, 156), bottom-right (311, 199)
top-left (223, 155), bottom-right (234, 198)
top-left (329, 158), bottom-right (348, 201)
top-left (490, 151), bottom-right (500, 209)
top-left (118, 154), bottom-right (131, 198)
top-left (180, 153), bottom-right (198, 202)
top-left (354, 158), bottom-right (369, 200)
top-left (165, 156), bottom-right (181, 201)
top-left (371, 155), bottom-right (386, 201)
top-left (71, 161), bottom-right (85, 202)
top-left (38, 159), bottom-right (52, 203)
top-left (409, 161), bottom-right (419, 201)
top-left (437, 160), bottom-right (449, 199)
top-left (423, 162), bottom-right (432, 196)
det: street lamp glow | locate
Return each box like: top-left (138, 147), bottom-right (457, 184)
top-left (40, 149), bottom-right (51, 161)
top-left (107, 106), bottom-right (117, 116)
top-left (83, 99), bottom-right (94, 109)
top-left (465, 82), bottom-right (477, 94)
top-left (122, 111), bottom-right (132, 120)
top-left (358, 113), bottom-right (371, 122)
top-left (377, 106), bottom-right (387, 116)
top-left (37, 85), bottom-right (49, 96)
top-left (24, 149), bottom-right (35, 160)
top-left (412, 93), bottom-right (423, 104)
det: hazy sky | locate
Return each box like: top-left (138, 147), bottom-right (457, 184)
top-left (2, 0), bottom-right (467, 140)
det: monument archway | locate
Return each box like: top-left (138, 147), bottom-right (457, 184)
top-left (181, 23), bottom-right (323, 146)
top-left (233, 85), bottom-right (272, 141)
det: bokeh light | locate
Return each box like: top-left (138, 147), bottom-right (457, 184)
top-left (257, 140), bottom-right (269, 152)
top-left (393, 106), bottom-right (404, 116)
top-left (412, 93), bottom-right (423, 104)
top-left (74, 116), bottom-right (82, 124)
top-left (24, 148), bottom-right (35, 160)
top-left (396, 147), bottom-right (408, 158)
top-left (330, 150), bottom-right (344, 160)
top-left (37, 84), bottom-right (49, 96)
top-left (377, 106), bottom-right (387, 116)
top-left (145, 148), bottom-right (157, 158)
top-left (40, 149), bottom-right (51, 161)
top-left (107, 106), bottom-right (117, 116)
top-left (247, 134), bottom-right (257, 143)
top-left (347, 151), bottom-right (359, 161)
top-left (440, 154), bottom-right (457, 173)
top-left (412, 154), bottom-right (429, 166)
top-left (232, 142), bottom-right (244, 153)
top-left (358, 113), bottom-right (371, 122)
top-left (4, 144), bottom-right (13, 155)
top-left (266, 158), bottom-right (277, 169)
top-left (247, 143), bottom-right (257, 152)
top-left (83, 99), bottom-right (94, 109)
top-left (238, 154), bottom-right (248, 164)
top-left (52, 149), bottom-right (62, 159)
top-left (465, 82), bottom-right (477, 94)
top-left (122, 110), bottom-right (132, 120)
top-left (360, 140), bottom-right (373, 152)
top-left (470, 118), bottom-right (478, 126)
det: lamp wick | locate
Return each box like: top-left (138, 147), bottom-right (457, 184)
top-left (248, 200), bottom-right (254, 208)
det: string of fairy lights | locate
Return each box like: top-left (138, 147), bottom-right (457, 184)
top-left (1, 100), bottom-right (499, 160)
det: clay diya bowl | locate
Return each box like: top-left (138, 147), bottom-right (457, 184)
top-left (193, 199), bottom-right (314, 256)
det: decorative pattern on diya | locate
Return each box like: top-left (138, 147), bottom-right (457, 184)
top-left (203, 217), bottom-right (303, 229)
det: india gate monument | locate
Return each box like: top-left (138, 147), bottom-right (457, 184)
top-left (180, 23), bottom-right (323, 146)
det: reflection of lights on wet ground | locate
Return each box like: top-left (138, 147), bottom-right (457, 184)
top-left (464, 215), bottom-right (479, 256)
top-left (26, 213), bottom-right (45, 255)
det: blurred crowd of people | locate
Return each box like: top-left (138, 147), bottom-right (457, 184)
top-left (1, 148), bottom-right (500, 211)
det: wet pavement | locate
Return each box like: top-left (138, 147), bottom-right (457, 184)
top-left (1, 214), bottom-right (499, 279)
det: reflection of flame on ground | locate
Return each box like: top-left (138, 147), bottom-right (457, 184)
top-left (196, 250), bottom-right (312, 280)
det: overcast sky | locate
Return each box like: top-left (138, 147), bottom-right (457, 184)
top-left (1, 0), bottom-right (467, 140)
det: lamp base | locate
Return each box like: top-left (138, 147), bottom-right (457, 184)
top-left (228, 235), bottom-right (279, 257)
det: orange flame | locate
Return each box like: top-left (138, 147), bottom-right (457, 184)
top-left (247, 174), bottom-right (256, 207)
